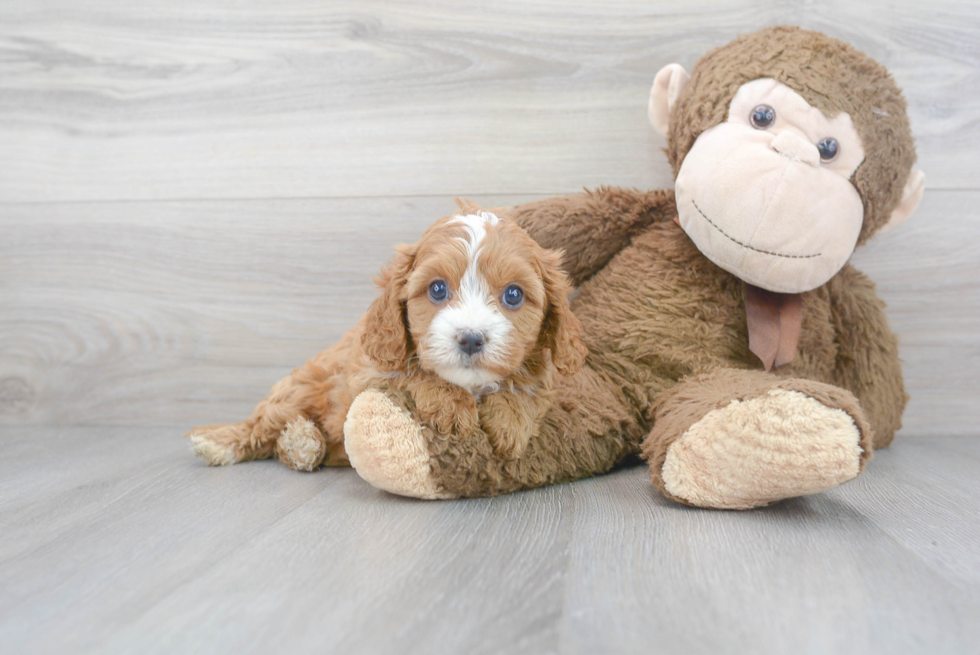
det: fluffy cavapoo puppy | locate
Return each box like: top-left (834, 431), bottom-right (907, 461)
top-left (187, 206), bottom-right (587, 471)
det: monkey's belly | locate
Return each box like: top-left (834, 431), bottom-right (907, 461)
top-left (570, 225), bottom-right (838, 387)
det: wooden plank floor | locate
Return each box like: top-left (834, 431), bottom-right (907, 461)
top-left (1, 428), bottom-right (978, 655)
top-left (2, 0), bottom-right (979, 652)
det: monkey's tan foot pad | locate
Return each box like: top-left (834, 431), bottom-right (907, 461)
top-left (661, 389), bottom-right (863, 509)
top-left (188, 424), bottom-right (248, 466)
top-left (344, 390), bottom-right (455, 499)
top-left (276, 418), bottom-right (328, 472)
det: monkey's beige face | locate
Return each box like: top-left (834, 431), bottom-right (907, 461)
top-left (675, 79), bottom-right (866, 293)
top-left (402, 212), bottom-right (549, 391)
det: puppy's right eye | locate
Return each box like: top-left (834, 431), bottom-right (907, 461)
top-left (428, 280), bottom-right (449, 303)
top-left (502, 284), bottom-right (524, 309)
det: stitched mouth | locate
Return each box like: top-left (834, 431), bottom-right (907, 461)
top-left (691, 200), bottom-right (821, 260)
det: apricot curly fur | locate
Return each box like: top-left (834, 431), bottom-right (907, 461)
top-left (186, 212), bottom-right (586, 469)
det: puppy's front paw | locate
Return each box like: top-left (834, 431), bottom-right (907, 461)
top-left (452, 400), bottom-right (480, 436)
top-left (478, 391), bottom-right (539, 459)
top-left (482, 420), bottom-right (533, 459)
top-left (344, 390), bottom-right (455, 499)
top-left (416, 387), bottom-right (478, 436)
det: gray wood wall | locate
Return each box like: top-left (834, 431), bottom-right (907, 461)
top-left (2, 0), bottom-right (978, 436)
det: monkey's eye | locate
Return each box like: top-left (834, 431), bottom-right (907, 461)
top-left (750, 105), bottom-right (776, 129)
top-left (501, 285), bottom-right (524, 309)
top-left (817, 137), bottom-right (839, 162)
top-left (428, 280), bottom-right (449, 303)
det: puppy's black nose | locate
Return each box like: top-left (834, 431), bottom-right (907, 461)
top-left (457, 331), bottom-right (485, 356)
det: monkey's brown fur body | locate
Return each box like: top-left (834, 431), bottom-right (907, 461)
top-left (420, 187), bottom-right (900, 502)
top-left (341, 26), bottom-right (920, 508)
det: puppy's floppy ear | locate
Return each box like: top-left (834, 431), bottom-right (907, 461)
top-left (536, 248), bottom-right (588, 376)
top-left (453, 197), bottom-right (484, 214)
top-left (361, 244), bottom-right (416, 371)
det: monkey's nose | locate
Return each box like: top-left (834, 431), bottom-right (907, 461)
top-left (771, 130), bottom-right (820, 167)
top-left (457, 331), bottom-right (485, 356)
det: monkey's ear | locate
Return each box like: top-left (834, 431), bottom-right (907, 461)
top-left (648, 63), bottom-right (691, 136)
top-left (879, 170), bottom-right (925, 234)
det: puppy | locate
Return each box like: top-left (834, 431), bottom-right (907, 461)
top-left (187, 206), bottom-right (587, 471)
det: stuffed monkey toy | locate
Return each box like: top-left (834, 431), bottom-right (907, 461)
top-left (340, 26), bottom-right (926, 509)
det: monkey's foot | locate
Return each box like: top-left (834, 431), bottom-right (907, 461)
top-left (658, 388), bottom-right (865, 509)
top-left (344, 390), bottom-right (454, 499)
top-left (276, 418), bottom-right (328, 472)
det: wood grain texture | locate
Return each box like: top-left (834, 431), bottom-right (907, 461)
top-left (0, 0), bottom-right (977, 202)
top-left (1, 3), bottom-right (978, 653)
top-left (2, 192), bottom-right (976, 435)
top-left (1, 427), bottom-right (978, 655)
top-left (0, 195), bottom-right (529, 426)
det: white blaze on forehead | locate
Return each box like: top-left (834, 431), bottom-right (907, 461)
top-left (424, 211), bottom-right (514, 391)
top-left (448, 211), bottom-right (500, 260)
top-left (449, 211), bottom-right (500, 309)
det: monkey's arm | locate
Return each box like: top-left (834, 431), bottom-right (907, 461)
top-left (504, 187), bottom-right (676, 286)
top-left (828, 265), bottom-right (908, 448)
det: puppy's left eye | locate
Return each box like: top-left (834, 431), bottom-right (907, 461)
top-left (428, 280), bottom-right (449, 303)
top-left (502, 285), bottom-right (524, 309)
